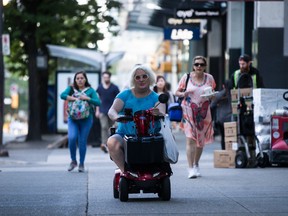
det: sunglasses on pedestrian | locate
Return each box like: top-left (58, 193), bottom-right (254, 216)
top-left (194, 63), bottom-right (206, 67)
top-left (134, 74), bottom-right (149, 81)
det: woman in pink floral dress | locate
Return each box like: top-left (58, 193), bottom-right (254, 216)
top-left (175, 56), bottom-right (216, 179)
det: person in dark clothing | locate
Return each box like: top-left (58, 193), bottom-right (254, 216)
top-left (211, 80), bottom-right (233, 150)
top-left (231, 54), bottom-right (265, 89)
top-left (95, 71), bottom-right (120, 153)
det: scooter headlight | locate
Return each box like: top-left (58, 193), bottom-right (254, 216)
top-left (152, 172), bottom-right (160, 178)
top-left (128, 172), bottom-right (139, 178)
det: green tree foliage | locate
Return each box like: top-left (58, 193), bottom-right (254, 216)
top-left (3, 0), bottom-right (121, 140)
top-left (4, 0), bottom-right (121, 75)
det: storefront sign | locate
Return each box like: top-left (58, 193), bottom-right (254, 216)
top-left (164, 28), bottom-right (200, 41)
top-left (166, 17), bottom-right (201, 28)
top-left (176, 8), bottom-right (220, 18)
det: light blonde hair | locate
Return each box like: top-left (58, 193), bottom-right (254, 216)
top-left (129, 64), bottom-right (156, 87)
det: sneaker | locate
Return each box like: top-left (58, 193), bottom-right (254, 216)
top-left (78, 164), bottom-right (85, 172)
top-left (100, 144), bottom-right (108, 153)
top-left (188, 168), bottom-right (197, 179)
top-left (68, 161), bottom-right (77, 172)
top-left (194, 165), bottom-right (201, 177)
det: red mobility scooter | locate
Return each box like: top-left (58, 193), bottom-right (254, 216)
top-left (112, 94), bottom-right (172, 202)
top-left (257, 91), bottom-right (288, 167)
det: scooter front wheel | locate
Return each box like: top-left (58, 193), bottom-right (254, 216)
top-left (160, 177), bottom-right (171, 201)
top-left (119, 177), bottom-right (129, 202)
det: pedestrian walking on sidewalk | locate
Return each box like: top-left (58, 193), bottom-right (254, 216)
top-left (153, 75), bottom-right (175, 114)
top-left (210, 80), bottom-right (232, 150)
top-left (95, 71), bottom-right (120, 153)
top-left (175, 56), bottom-right (216, 179)
top-left (60, 71), bottom-right (101, 172)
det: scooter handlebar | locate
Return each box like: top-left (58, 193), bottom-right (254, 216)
top-left (116, 115), bottom-right (133, 122)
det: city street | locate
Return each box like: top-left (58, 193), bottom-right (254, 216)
top-left (0, 132), bottom-right (288, 216)
top-left (1, 1), bottom-right (288, 215)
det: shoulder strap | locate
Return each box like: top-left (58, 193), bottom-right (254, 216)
top-left (81, 87), bottom-right (90, 93)
top-left (72, 87), bottom-right (90, 95)
top-left (183, 73), bottom-right (190, 92)
top-left (69, 86), bottom-right (74, 95)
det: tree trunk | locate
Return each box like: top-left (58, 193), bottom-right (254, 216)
top-left (26, 36), bottom-right (42, 141)
top-left (39, 70), bottom-right (49, 134)
top-left (39, 49), bottom-right (49, 134)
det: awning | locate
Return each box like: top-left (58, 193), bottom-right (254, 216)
top-left (46, 44), bottom-right (125, 71)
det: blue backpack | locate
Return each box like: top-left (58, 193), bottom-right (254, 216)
top-left (168, 73), bottom-right (190, 122)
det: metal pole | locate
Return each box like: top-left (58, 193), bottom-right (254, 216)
top-left (0, 0), bottom-right (4, 148)
top-left (0, 0), bottom-right (8, 157)
top-left (101, 58), bottom-right (106, 73)
top-left (171, 41), bottom-right (178, 93)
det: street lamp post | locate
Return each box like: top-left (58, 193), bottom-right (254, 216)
top-left (0, 0), bottom-right (4, 145)
top-left (0, 0), bottom-right (9, 156)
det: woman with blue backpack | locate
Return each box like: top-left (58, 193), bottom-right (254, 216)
top-left (60, 71), bottom-right (101, 172)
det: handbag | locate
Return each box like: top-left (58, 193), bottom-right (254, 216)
top-left (168, 73), bottom-right (190, 122)
top-left (160, 116), bottom-right (179, 164)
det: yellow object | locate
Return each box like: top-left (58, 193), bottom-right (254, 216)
top-left (11, 94), bottom-right (19, 109)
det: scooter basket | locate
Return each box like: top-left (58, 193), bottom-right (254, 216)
top-left (168, 103), bottom-right (182, 122)
top-left (124, 135), bottom-right (164, 164)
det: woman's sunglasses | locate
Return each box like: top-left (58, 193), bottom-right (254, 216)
top-left (194, 63), bottom-right (206, 67)
top-left (134, 74), bottom-right (149, 81)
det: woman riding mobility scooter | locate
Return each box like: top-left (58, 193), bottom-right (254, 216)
top-left (112, 94), bottom-right (172, 202)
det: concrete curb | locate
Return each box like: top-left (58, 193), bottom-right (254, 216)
top-left (47, 135), bottom-right (68, 149)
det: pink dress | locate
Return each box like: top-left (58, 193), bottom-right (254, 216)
top-left (178, 72), bottom-right (216, 147)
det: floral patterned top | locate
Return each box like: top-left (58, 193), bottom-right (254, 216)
top-left (178, 72), bottom-right (216, 147)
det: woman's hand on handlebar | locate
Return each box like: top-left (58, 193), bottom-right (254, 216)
top-left (150, 108), bottom-right (162, 116)
top-left (150, 108), bottom-right (165, 120)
